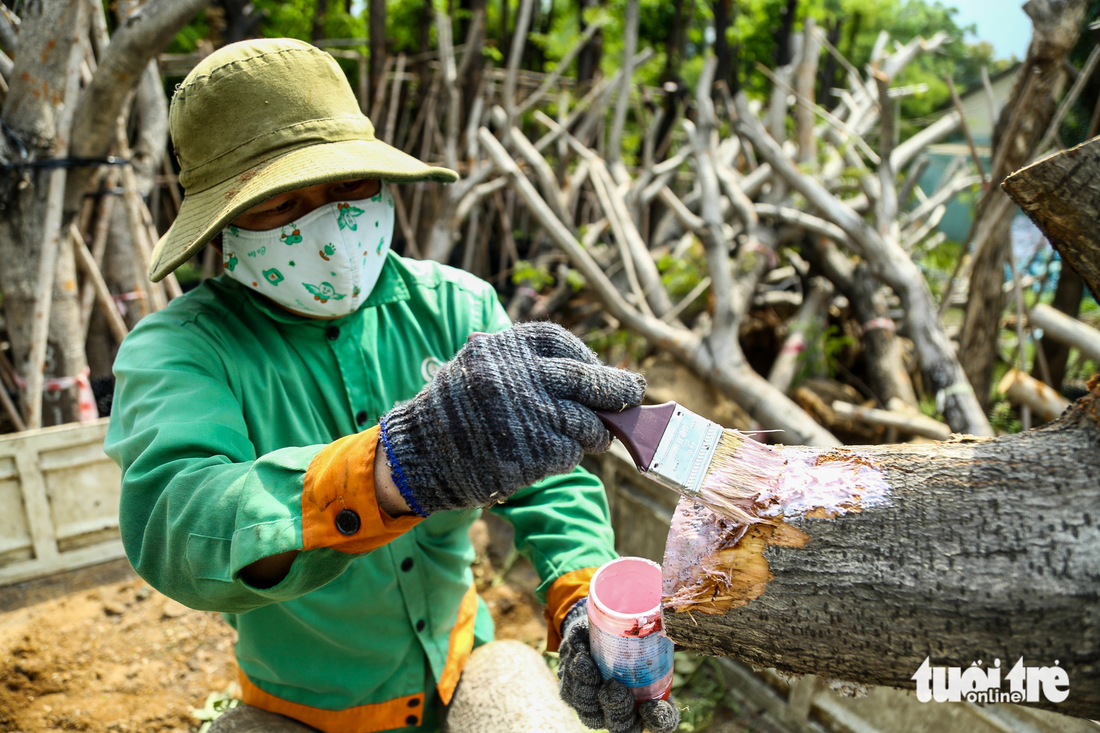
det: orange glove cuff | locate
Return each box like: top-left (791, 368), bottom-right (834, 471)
top-left (301, 425), bottom-right (422, 554)
top-left (544, 566), bottom-right (598, 653)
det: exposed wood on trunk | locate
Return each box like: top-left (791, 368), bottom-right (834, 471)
top-left (663, 387), bottom-right (1100, 719)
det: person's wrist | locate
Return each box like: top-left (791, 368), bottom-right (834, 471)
top-left (373, 424), bottom-right (415, 517)
top-left (562, 597), bottom-right (588, 635)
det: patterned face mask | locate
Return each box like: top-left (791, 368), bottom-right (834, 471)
top-left (221, 183), bottom-right (395, 318)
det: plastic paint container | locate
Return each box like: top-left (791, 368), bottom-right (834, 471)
top-left (587, 556), bottom-right (674, 702)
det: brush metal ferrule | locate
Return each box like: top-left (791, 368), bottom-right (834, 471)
top-left (643, 406), bottom-right (723, 499)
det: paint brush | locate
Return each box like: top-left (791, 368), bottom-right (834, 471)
top-left (595, 403), bottom-right (786, 525)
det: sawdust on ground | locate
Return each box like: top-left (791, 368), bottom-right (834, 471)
top-left (0, 524), bottom-right (546, 733)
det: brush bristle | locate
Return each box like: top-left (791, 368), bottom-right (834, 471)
top-left (695, 430), bottom-right (785, 524)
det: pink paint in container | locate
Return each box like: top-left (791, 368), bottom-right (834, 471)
top-left (587, 556), bottom-right (674, 702)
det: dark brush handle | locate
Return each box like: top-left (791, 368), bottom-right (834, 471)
top-left (595, 402), bottom-right (678, 471)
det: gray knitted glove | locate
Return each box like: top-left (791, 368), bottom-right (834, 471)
top-left (559, 600), bottom-right (680, 733)
top-left (379, 321), bottom-right (646, 516)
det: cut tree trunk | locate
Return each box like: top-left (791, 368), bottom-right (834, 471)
top-left (662, 388), bottom-right (1100, 719)
top-left (660, 125), bottom-right (1100, 720)
top-left (0, 0), bottom-right (89, 427)
top-left (958, 0), bottom-right (1085, 410)
top-left (1003, 134), bottom-right (1100, 303)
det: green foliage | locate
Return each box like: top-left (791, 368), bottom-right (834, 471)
top-left (511, 259), bottom-right (555, 291)
top-left (918, 237), bottom-right (963, 300)
top-left (794, 323), bottom-right (854, 387)
top-left (918, 394), bottom-right (942, 422)
top-left (192, 688), bottom-right (240, 733)
top-left (565, 269), bottom-right (588, 292)
top-left (173, 261), bottom-right (204, 288)
top-left (166, 9), bottom-right (210, 54)
top-left (1063, 355), bottom-right (1099, 384)
top-left (988, 399), bottom-right (1022, 435)
top-left (671, 652), bottom-right (735, 733)
top-left (657, 243), bottom-right (708, 317)
top-left (588, 327), bottom-right (649, 367)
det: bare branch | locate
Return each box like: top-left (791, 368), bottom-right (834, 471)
top-left (874, 71), bottom-right (898, 238)
top-left (68, 0), bottom-right (209, 209)
top-left (436, 11), bottom-right (460, 171)
top-left (902, 174), bottom-right (980, 228)
top-left (734, 91), bottom-right (991, 436)
top-left (832, 400), bottom-right (951, 440)
top-left (0, 4), bottom-right (18, 57)
top-left (515, 19), bottom-right (606, 118)
top-left (891, 109), bottom-right (960, 172)
top-left (502, 0), bottom-right (534, 127)
top-left (754, 204), bottom-right (847, 242)
top-left (607, 0), bottom-right (639, 172)
top-left (479, 126), bottom-right (839, 446)
top-left (70, 225), bottom-right (128, 344)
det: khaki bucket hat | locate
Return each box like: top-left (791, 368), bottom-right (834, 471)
top-left (149, 38), bottom-right (458, 282)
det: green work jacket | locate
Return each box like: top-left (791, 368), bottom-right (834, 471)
top-left (104, 252), bottom-right (617, 732)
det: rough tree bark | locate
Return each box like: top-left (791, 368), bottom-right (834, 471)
top-left (958, 0), bottom-right (1085, 409)
top-left (659, 109), bottom-right (1100, 724)
top-left (661, 399), bottom-right (1099, 718)
top-left (0, 0), bottom-right (87, 428)
top-left (1004, 136), bottom-right (1100, 306)
top-left (0, 0), bottom-right (205, 427)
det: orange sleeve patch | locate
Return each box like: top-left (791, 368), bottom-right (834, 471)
top-left (544, 567), bottom-right (598, 653)
top-left (301, 425), bottom-right (422, 554)
top-left (239, 666), bottom-right (425, 733)
top-left (436, 583), bottom-right (479, 705)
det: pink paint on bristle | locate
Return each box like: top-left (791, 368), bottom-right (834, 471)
top-left (697, 430), bottom-right (787, 524)
top-left (697, 430), bottom-right (892, 525)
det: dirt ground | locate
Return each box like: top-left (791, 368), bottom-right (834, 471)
top-left (0, 519), bottom-right (546, 733)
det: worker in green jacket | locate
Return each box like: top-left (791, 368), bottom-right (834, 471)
top-left (105, 38), bottom-right (678, 733)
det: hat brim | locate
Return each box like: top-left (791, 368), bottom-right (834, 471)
top-left (149, 138), bottom-right (458, 282)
